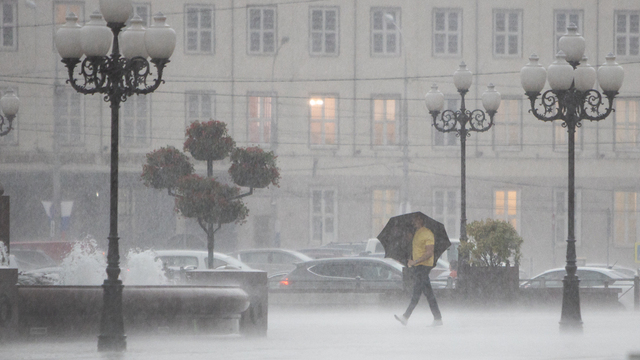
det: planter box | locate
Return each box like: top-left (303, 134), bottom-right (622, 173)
top-left (458, 265), bottom-right (520, 305)
top-left (0, 268), bottom-right (18, 341)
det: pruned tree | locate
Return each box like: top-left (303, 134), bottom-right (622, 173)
top-left (142, 120), bottom-right (280, 269)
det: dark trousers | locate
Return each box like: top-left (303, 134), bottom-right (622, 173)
top-left (403, 265), bottom-right (441, 320)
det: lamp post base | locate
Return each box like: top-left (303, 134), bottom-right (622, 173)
top-left (98, 280), bottom-right (127, 352)
top-left (559, 276), bottom-right (583, 333)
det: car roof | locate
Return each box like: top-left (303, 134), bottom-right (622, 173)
top-left (300, 256), bottom-right (404, 270)
top-left (232, 248), bottom-right (313, 260)
top-left (534, 267), bottom-right (627, 279)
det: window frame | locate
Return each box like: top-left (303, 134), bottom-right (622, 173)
top-left (54, 85), bottom-right (85, 146)
top-left (371, 95), bottom-right (400, 148)
top-left (493, 189), bottom-right (521, 233)
top-left (492, 98), bottom-right (523, 151)
top-left (372, 188), bottom-right (399, 238)
top-left (247, 92), bottom-right (275, 146)
top-left (309, 94), bottom-right (339, 148)
top-left (613, 98), bottom-right (640, 152)
top-left (433, 188), bottom-right (460, 239)
top-left (493, 9), bottom-right (522, 58)
top-left (184, 4), bottom-right (215, 55)
top-left (613, 191), bottom-right (638, 248)
top-left (554, 10), bottom-right (584, 58)
top-left (310, 188), bottom-right (338, 246)
top-left (120, 94), bottom-right (151, 148)
top-left (0, 1), bottom-right (17, 51)
top-left (614, 11), bottom-right (640, 59)
top-left (185, 91), bottom-right (215, 127)
top-left (432, 8), bottom-right (462, 57)
top-left (130, 3), bottom-right (151, 26)
top-left (309, 6), bottom-right (339, 57)
top-left (247, 5), bottom-right (277, 55)
top-left (552, 188), bottom-right (582, 246)
top-left (370, 7), bottom-right (401, 57)
top-left (432, 97), bottom-right (460, 148)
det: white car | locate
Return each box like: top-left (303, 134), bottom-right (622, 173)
top-left (154, 250), bottom-right (253, 271)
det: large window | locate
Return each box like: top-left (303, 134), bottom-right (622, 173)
top-left (121, 94), bottom-right (150, 148)
top-left (433, 98), bottom-right (459, 147)
top-left (433, 189), bottom-right (459, 239)
top-left (615, 11), bottom-right (640, 58)
top-left (371, 8), bottom-right (400, 56)
top-left (494, 190), bottom-right (520, 232)
top-left (185, 91), bottom-right (214, 125)
top-left (311, 189), bottom-right (337, 245)
top-left (372, 189), bottom-right (398, 237)
top-left (185, 5), bottom-right (214, 54)
top-left (433, 9), bottom-right (461, 56)
top-left (248, 93), bottom-right (274, 145)
top-left (54, 86), bottom-right (83, 145)
top-left (493, 9), bottom-right (522, 57)
top-left (552, 189), bottom-right (582, 245)
top-left (0, 1), bottom-right (17, 51)
top-left (372, 96), bottom-right (399, 147)
top-left (309, 95), bottom-right (337, 146)
top-left (310, 7), bottom-right (338, 56)
top-left (614, 191), bottom-right (638, 246)
top-left (493, 99), bottom-right (521, 150)
top-left (554, 10), bottom-right (583, 57)
top-left (614, 98), bottom-right (639, 151)
top-left (248, 6), bottom-right (276, 54)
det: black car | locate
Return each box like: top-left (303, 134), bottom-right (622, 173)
top-left (274, 257), bottom-right (404, 293)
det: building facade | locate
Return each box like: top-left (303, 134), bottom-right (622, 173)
top-left (0, 0), bottom-right (638, 276)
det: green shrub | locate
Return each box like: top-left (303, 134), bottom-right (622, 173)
top-left (460, 218), bottom-right (523, 267)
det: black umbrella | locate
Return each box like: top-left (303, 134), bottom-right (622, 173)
top-left (377, 212), bottom-right (451, 267)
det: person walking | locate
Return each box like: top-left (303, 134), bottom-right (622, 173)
top-left (395, 215), bottom-right (443, 326)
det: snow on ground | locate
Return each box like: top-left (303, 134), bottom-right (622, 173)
top-left (2, 304), bottom-right (639, 360)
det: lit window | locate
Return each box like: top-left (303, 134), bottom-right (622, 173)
top-left (309, 96), bottom-right (337, 146)
top-left (372, 97), bottom-right (399, 146)
top-left (494, 190), bottom-right (520, 232)
top-left (433, 9), bottom-right (461, 56)
top-left (614, 191), bottom-right (638, 246)
top-left (248, 94), bottom-right (273, 144)
top-left (614, 99), bottom-right (640, 151)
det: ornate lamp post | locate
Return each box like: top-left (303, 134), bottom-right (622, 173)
top-left (0, 89), bottom-right (19, 136)
top-left (520, 24), bottom-right (624, 332)
top-left (55, 0), bottom-right (176, 351)
top-left (425, 62), bottom-right (501, 285)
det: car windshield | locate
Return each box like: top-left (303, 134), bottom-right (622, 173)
top-left (213, 254), bottom-right (251, 270)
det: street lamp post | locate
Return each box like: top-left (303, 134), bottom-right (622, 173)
top-left (425, 62), bottom-right (501, 286)
top-left (520, 24), bottom-right (623, 332)
top-left (55, 0), bottom-right (176, 351)
top-left (0, 89), bottom-right (20, 136)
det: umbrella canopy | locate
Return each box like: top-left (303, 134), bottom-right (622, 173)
top-left (376, 212), bottom-right (451, 267)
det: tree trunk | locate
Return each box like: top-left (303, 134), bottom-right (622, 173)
top-left (207, 222), bottom-right (214, 269)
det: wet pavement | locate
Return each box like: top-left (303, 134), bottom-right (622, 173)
top-left (2, 304), bottom-right (639, 360)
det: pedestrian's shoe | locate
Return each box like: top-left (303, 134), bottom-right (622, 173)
top-left (431, 318), bottom-right (443, 327)
top-left (394, 314), bottom-right (408, 326)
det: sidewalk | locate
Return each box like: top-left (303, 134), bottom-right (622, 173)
top-left (2, 304), bottom-right (639, 360)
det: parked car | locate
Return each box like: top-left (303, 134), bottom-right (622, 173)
top-left (229, 248), bottom-right (312, 276)
top-left (274, 257), bottom-right (404, 293)
top-left (298, 247), bottom-right (353, 259)
top-left (154, 250), bottom-right (253, 271)
top-left (586, 264), bottom-right (638, 278)
top-left (520, 267), bottom-right (632, 289)
top-left (11, 249), bottom-right (58, 272)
